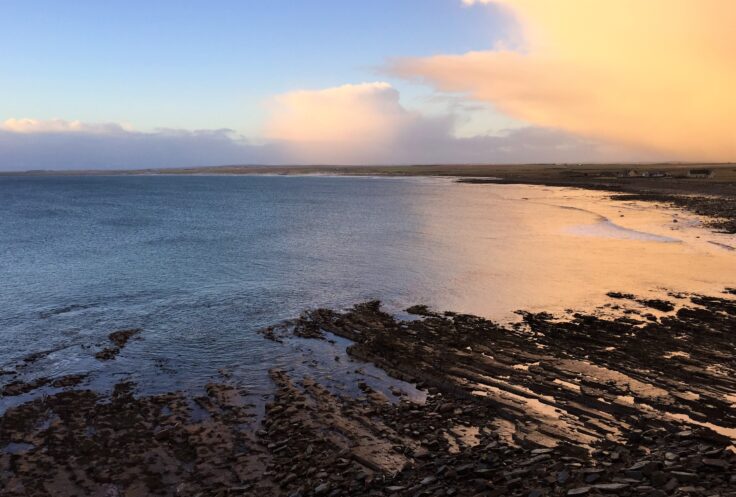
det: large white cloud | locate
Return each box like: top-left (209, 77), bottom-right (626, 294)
top-left (265, 83), bottom-right (408, 144)
top-left (392, 0), bottom-right (736, 161)
top-left (263, 82), bottom-right (659, 164)
top-left (0, 82), bottom-right (664, 171)
top-left (264, 82), bottom-right (442, 163)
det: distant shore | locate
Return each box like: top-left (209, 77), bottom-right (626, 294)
top-left (5, 162), bottom-right (736, 233)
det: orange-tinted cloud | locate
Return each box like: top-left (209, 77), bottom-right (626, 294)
top-left (265, 83), bottom-right (400, 142)
top-left (263, 82), bottom-right (418, 162)
top-left (393, 0), bottom-right (736, 160)
top-left (1, 109), bottom-right (650, 170)
top-left (1, 118), bottom-right (130, 134)
top-left (261, 81), bottom-right (660, 164)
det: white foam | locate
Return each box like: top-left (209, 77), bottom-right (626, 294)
top-left (567, 219), bottom-right (681, 243)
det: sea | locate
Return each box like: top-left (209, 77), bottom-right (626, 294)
top-left (2, 174), bottom-right (735, 408)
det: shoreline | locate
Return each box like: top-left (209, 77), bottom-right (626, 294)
top-left (2, 170), bottom-right (735, 495)
top-left (3, 288), bottom-right (736, 496)
top-left (457, 177), bottom-right (736, 235)
top-left (4, 163), bottom-right (735, 233)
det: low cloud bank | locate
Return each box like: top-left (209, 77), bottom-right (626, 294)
top-left (0, 123), bottom-right (285, 171)
top-left (0, 82), bottom-right (661, 171)
top-left (0, 121), bottom-right (643, 172)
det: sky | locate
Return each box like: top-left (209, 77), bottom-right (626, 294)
top-left (1, 0), bottom-right (734, 170)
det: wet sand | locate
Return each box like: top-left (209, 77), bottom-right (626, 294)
top-left (459, 177), bottom-right (736, 235)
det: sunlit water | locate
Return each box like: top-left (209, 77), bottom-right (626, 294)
top-left (1, 175), bottom-right (734, 407)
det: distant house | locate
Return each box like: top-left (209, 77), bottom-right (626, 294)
top-left (687, 168), bottom-right (714, 178)
top-left (618, 169), bottom-right (670, 179)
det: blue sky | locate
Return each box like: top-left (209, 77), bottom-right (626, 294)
top-left (1, 1), bottom-right (728, 169)
top-left (1, 0), bottom-right (515, 134)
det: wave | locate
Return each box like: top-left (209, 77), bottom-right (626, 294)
top-left (39, 302), bottom-right (99, 319)
top-left (567, 219), bottom-right (681, 243)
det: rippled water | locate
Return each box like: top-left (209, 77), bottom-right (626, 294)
top-left (1, 175), bottom-right (735, 403)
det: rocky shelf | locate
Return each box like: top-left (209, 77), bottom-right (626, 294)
top-left (2, 289), bottom-right (736, 496)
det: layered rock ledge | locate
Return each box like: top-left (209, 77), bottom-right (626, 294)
top-left (2, 289), bottom-right (736, 496)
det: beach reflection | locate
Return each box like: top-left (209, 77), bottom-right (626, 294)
top-left (407, 181), bottom-right (736, 319)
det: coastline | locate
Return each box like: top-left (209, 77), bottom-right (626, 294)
top-left (4, 163), bottom-right (735, 233)
top-left (456, 176), bottom-right (736, 235)
top-left (2, 173), bottom-right (735, 496)
top-left (3, 288), bottom-right (736, 496)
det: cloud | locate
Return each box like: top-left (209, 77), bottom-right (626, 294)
top-left (1, 118), bottom-right (131, 135)
top-left (391, 0), bottom-right (736, 161)
top-left (0, 120), bottom-right (286, 170)
top-left (265, 83), bottom-right (406, 144)
top-left (0, 115), bottom-right (641, 171)
top-left (264, 82), bottom-right (423, 162)
top-left (0, 82), bottom-right (664, 171)
top-left (263, 82), bottom-right (657, 164)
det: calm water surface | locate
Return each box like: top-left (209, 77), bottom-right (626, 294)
top-left (1, 175), bottom-right (734, 403)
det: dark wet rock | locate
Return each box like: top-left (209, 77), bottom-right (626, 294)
top-left (406, 305), bottom-right (437, 317)
top-left (606, 292), bottom-right (636, 300)
top-left (313, 482), bottom-right (330, 495)
top-left (627, 460), bottom-right (659, 475)
top-left (531, 448), bottom-right (553, 455)
top-left (293, 317), bottom-right (324, 339)
top-left (95, 328), bottom-right (142, 360)
top-left (701, 458), bottom-right (729, 470)
top-left (4, 289), bottom-right (736, 496)
top-left (22, 349), bottom-right (54, 364)
top-left (261, 326), bottom-right (283, 342)
top-left (50, 373), bottom-right (87, 388)
top-left (108, 328), bottom-right (141, 348)
top-left (670, 471), bottom-right (698, 482)
top-left (1, 377), bottom-right (50, 396)
top-left (0, 379), bottom-right (256, 496)
top-left (664, 478), bottom-right (679, 492)
top-left (583, 472), bottom-right (600, 484)
top-left (638, 299), bottom-right (675, 312)
top-left (1, 370), bottom-right (84, 397)
top-left (598, 292), bottom-right (674, 313)
top-left (593, 483), bottom-right (629, 492)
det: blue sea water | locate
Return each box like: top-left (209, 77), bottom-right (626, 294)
top-left (0, 175), bottom-right (455, 398)
top-left (1, 174), bottom-right (734, 405)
